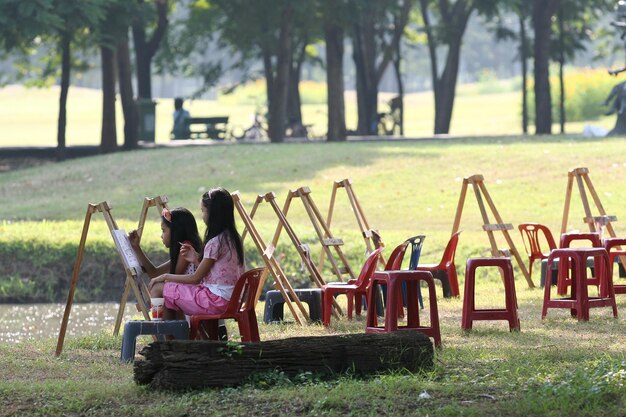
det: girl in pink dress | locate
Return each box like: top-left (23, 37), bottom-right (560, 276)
top-left (148, 188), bottom-right (245, 319)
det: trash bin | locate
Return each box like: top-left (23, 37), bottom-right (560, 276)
top-left (136, 99), bottom-right (156, 142)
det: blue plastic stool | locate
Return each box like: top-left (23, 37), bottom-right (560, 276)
top-left (120, 320), bottom-right (189, 363)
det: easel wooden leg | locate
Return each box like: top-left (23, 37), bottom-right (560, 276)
top-left (55, 205), bottom-right (97, 357)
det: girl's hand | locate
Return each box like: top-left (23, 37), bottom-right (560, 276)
top-left (180, 243), bottom-right (199, 264)
top-left (148, 275), bottom-right (165, 291)
top-left (128, 230), bottom-right (140, 249)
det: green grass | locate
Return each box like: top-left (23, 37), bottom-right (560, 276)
top-left (0, 83), bottom-right (615, 146)
top-left (2, 137), bottom-right (626, 414)
top-left (1, 284), bottom-right (626, 416)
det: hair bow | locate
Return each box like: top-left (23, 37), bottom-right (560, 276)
top-left (162, 208), bottom-right (172, 223)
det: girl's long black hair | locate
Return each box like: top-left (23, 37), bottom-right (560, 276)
top-left (201, 187), bottom-right (244, 265)
top-left (165, 207), bottom-right (202, 274)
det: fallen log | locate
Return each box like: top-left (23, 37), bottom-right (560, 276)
top-left (134, 331), bottom-right (434, 390)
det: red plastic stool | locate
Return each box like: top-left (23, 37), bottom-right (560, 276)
top-left (462, 257), bottom-right (520, 331)
top-left (365, 270), bottom-right (441, 348)
top-left (603, 238), bottom-right (626, 296)
top-left (557, 232), bottom-right (602, 295)
top-left (542, 248), bottom-right (617, 321)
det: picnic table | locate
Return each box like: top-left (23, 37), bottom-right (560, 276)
top-left (186, 116), bottom-right (229, 140)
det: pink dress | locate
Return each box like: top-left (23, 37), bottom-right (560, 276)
top-left (163, 233), bottom-right (245, 315)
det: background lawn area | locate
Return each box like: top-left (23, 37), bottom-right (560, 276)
top-left (2, 136), bottom-right (626, 415)
top-left (0, 83), bottom-right (615, 146)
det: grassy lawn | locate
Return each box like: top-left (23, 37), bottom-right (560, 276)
top-left (2, 136), bottom-right (626, 415)
top-left (0, 84), bottom-right (615, 146)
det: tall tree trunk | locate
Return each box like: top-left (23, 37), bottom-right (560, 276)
top-left (117, 35), bottom-right (138, 149)
top-left (132, 0), bottom-right (168, 99)
top-left (56, 32), bottom-right (71, 161)
top-left (392, 10), bottom-right (406, 136)
top-left (325, 21), bottom-right (346, 141)
top-left (101, 46), bottom-right (117, 153)
top-left (392, 44), bottom-right (404, 136)
top-left (287, 39), bottom-right (306, 128)
top-left (262, 48), bottom-right (274, 111)
top-left (434, 39), bottom-right (464, 134)
top-left (420, 0), bottom-right (472, 135)
top-left (352, 17), bottom-right (378, 135)
top-left (532, 0), bottom-right (559, 135)
top-left (558, 5), bottom-right (565, 134)
top-left (519, 13), bottom-right (528, 134)
top-left (267, 4), bottom-right (293, 143)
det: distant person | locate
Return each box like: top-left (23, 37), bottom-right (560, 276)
top-left (171, 97), bottom-right (191, 139)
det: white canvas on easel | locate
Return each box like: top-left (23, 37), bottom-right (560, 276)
top-left (111, 229), bottom-right (141, 274)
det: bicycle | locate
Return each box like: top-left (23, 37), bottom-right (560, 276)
top-left (230, 111), bottom-right (269, 141)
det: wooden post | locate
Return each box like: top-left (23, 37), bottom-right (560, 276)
top-left (452, 175), bottom-right (534, 288)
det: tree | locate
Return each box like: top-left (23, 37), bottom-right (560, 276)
top-left (183, 0), bottom-right (297, 142)
top-left (532, 0), bottom-right (560, 135)
top-left (490, 0), bottom-right (533, 134)
top-left (350, 0), bottom-right (414, 135)
top-left (418, 0), bottom-right (498, 135)
top-left (51, 0), bottom-right (104, 159)
top-left (132, 0), bottom-right (169, 100)
top-left (321, 0), bottom-right (349, 141)
top-left (95, 1), bottom-right (137, 153)
top-left (553, 0), bottom-right (613, 133)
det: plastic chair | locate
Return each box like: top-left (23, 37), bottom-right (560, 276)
top-left (384, 241), bottom-right (410, 271)
top-left (603, 238), bottom-right (626, 295)
top-left (189, 268), bottom-right (264, 342)
top-left (321, 247), bottom-right (384, 327)
top-left (380, 236), bottom-right (425, 316)
top-left (518, 223), bottom-right (557, 280)
top-left (416, 231), bottom-right (462, 297)
top-left (557, 232), bottom-right (602, 295)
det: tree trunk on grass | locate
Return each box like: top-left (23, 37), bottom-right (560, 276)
top-left (56, 32), bottom-right (71, 161)
top-left (132, 0), bottom-right (168, 99)
top-left (134, 332), bottom-right (434, 390)
top-left (266, 4), bottom-right (294, 143)
top-left (117, 35), bottom-right (138, 150)
top-left (532, 0), bottom-right (560, 135)
top-left (100, 45), bottom-right (117, 153)
top-left (519, 13), bottom-right (529, 134)
top-left (325, 21), bottom-right (346, 141)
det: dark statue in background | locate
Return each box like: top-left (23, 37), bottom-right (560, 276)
top-left (606, 0), bottom-right (626, 135)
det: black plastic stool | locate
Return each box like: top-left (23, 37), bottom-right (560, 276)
top-left (263, 289), bottom-right (322, 323)
top-left (120, 320), bottom-right (189, 363)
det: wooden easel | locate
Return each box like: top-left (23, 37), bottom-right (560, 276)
top-left (232, 191), bottom-right (310, 325)
top-left (55, 202), bottom-right (152, 356)
top-left (136, 195), bottom-right (169, 240)
top-left (112, 195), bottom-right (169, 336)
top-left (561, 167), bottom-right (626, 269)
top-left (452, 174), bottom-right (534, 288)
top-left (279, 186), bottom-right (356, 282)
top-left (323, 178), bottom-right (386, 269)
top-left (245, 192), bottom-right (342, 317)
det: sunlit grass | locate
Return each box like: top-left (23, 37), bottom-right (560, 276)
top-left (0, 82), bottom-right (616, 147)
